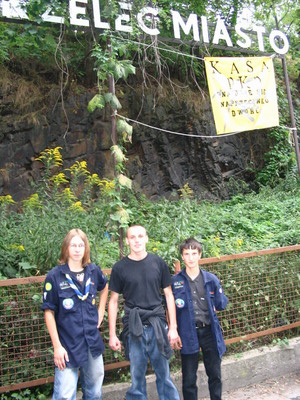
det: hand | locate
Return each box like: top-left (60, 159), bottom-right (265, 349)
top-left (109, 335), bottom-right (122, 351)
top-left (54, 346), bottom-right (69, 370)
top-left (171, 336), bottom-right (182, 350)
top-left (168, 327), bottom-right (182, 350)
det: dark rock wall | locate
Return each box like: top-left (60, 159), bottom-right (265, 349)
top-left (125, 88), bottom-right (269, 199)
top-left (0, 76), bottom-right (271, 201)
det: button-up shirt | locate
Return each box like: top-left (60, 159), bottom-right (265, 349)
top-left (42, 263), bottom-right (107, 368)
top-left (187, 272), bottom-right (210, 325)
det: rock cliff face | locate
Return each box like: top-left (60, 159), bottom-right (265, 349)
top-left (0, 72), bottom-right (271, 201)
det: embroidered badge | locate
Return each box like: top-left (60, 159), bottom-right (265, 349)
top-left (60, 281), bottom-right (71, 290)
top-left (174, 281), bottom-right (184, 289)
top-left (63, 298), bottom-right (74, 310)
top-left (45, 282), bottom-right (52, 291)
top-left (175, 298), bottom-right (185, 308)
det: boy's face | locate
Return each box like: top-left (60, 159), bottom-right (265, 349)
top-left (126, 226), bottom-right (148, 254)
top-left (181, 247), bottom-right (201, 270)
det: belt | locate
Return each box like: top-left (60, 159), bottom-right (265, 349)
top-left (195, 321), bottom-right (210, 329)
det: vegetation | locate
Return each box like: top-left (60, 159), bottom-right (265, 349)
top-left (0, 147), bottom-right (299, 279)
top-left (0, 0), bottom-right (299, 189)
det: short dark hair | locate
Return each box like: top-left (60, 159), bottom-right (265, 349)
top-left (179, 238), bottom-right (202, 254)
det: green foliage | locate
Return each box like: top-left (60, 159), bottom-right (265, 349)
top-left (0, 22), bottom-right (58, 67)
top-left (0, 385), bottom-right (52, 399)
top-left (87, 94), bottom-right (105, 112)
top-left (256, 127), bottom-right (295, 186)
top-left (1, 148), bottom-right (299, 278)
top-left (0, 148), bottom-right (120, 277)
top-left (256, 55), bottom-right (299, 186)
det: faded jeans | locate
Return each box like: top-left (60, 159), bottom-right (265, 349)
top-left (52, 350), bottom-right (104, 400)
top-left (126, 325), bottom-right (180, 400)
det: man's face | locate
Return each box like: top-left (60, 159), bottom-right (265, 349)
top-left (181, 248), bottom-right (201, 269)
top-left (126, 226), bottom-right (148, 254)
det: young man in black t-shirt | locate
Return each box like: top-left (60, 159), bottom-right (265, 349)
top-left (108, 225), bottom-right (181, 400)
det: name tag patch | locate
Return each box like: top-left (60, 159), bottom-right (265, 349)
top-left (60, 281), bottom-right (71, 290)
top-left (174, 281), bottom-right (184, 289)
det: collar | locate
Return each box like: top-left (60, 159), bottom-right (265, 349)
top-left (180, 268), bottom-right (211, 284)
top-left (59, 263), bottom-right (95, 275)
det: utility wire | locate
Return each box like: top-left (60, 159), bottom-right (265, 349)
top-left (117, 114), bottom-right (295, 139)
top-left (117, 113), bottom-right (244, 138)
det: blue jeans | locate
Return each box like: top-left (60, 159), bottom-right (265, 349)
top-left (126, 325), bottom-right (180, 400)
top-left (53, 351), bottom-right (104, 400)
top-left (181, 325), bottom-right (222, 400)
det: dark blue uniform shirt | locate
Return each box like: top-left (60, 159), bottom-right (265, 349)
top-left (172, 268), bottom-right (228, 358)
top-left (41, 263), bottom-right (107, 368)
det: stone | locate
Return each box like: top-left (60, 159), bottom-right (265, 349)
top-left (0, 77), bottom-right (272, 201)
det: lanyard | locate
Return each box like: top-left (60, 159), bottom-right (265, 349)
top-left (65, 273), bottom-right (91, 301)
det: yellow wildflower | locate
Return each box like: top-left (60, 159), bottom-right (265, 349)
top-left (69, 201), bottom-right (85, 212)
top-left (36, 147), bottom-right (63, 168)
top-left (51, 173), bottom-right (69, 185)
top-left (22, 193), bottom-right (42, 209)
top-left (0, 195), bottom-right (15, 205)
top-left (67, 161), bottom-right (89, 177)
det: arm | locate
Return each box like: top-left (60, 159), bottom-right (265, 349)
top-left (97, 283), bottom-right (108, 328)
top-left (108, 291), bottom-right (122, 351)
top-left (44, 309), bottom-right (69, 370)
top-left (164, 286), bottom-right (182, 350)
top-left (214, 281), bottom-right (228, 311)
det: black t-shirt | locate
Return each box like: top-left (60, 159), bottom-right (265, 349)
top-left (109, 253), bottom-right (171, 310)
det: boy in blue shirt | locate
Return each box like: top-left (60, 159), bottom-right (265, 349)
top-left (171, 238), bottom-right (228, 400)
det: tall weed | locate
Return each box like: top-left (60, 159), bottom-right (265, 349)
top-left (0, 149), bottom-right (299, 278)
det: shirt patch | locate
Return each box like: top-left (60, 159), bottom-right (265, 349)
top-left (45, 282), bottom-right (52, 291)
top-left (63, 298), bottom-right (74, 310)
top-left (174, 281), bottom-right (184, 289)
top-left (60, 281), bottom-right (71, 290)
top-left (92, 298), bottom-right (96, 305)
top-left (76, 272), bottom-right (84, 283)
top-left (175, 298), bottom-right (185, 308)
top-left (43, 292), bottom-right (47, 300)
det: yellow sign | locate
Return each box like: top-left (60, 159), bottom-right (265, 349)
top-left (204, 57), bottom-right (279, 135)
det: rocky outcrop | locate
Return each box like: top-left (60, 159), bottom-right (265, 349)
top-left (0, 72), bottom-right (271, 201)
